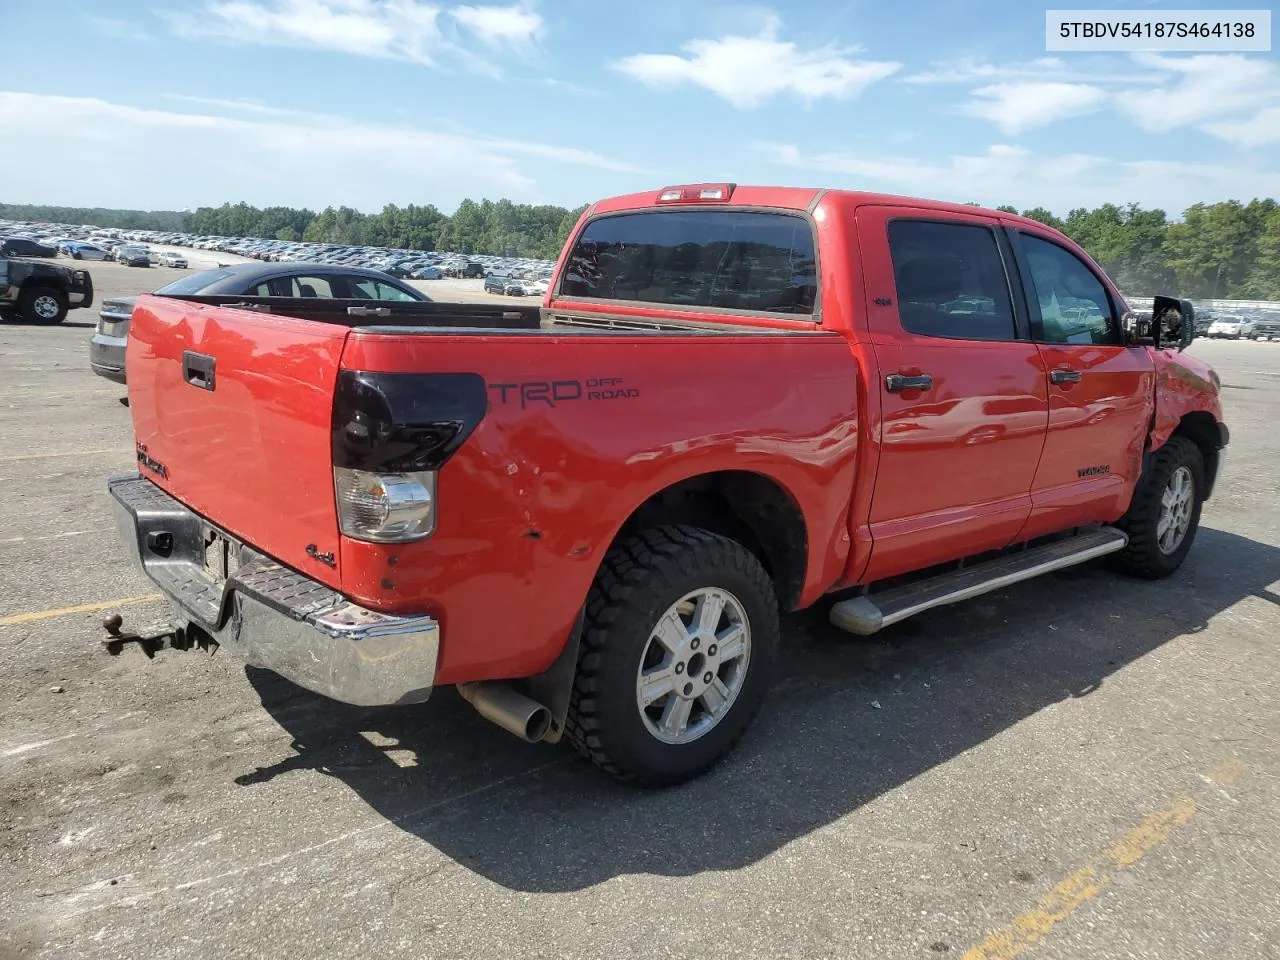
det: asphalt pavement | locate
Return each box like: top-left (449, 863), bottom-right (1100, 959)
top-left (1, 291), bottom-right (1277, 960)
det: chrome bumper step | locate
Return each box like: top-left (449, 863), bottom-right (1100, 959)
top-left (829, 527), bottom-right (1129, 636)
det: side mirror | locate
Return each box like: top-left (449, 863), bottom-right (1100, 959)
top-left (1152, 295), bottom-right (1195, 351)
top-left (1120, 309), bottom-right (1157, 347)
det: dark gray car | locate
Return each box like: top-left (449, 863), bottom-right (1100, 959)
top-left (89, 262), bottom-right (429, 384)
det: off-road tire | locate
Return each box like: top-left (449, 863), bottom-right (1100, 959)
top-left (19, 286), bottom-right (68, 325)
top-left (1113, 436), bottom-right (1204, 579)
top-left (565, 526), bottom-right (779, 786)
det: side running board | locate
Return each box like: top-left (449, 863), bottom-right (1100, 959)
top-left (829, 527), bottom-right (1129, 636)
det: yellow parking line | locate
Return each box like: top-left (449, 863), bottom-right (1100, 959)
top-left (0, 448), bottom-right (128, 463)
top-left (0, 595), bottom-right (162, 627)
top-left (961, 796), bottom-right (1198, 960)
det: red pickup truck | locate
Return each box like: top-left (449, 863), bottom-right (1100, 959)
top-left (109, 184), bottom-right (1228, 786)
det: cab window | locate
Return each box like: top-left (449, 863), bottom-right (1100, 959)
top-left (1019, 234), bottom-right (1118, 345)
top-left (887, 220), bottom-right (1017, 341)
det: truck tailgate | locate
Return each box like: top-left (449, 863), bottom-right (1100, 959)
top-left (125, 294), bottom-right (348, 587)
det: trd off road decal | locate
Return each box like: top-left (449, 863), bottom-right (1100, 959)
top-left (488, 378), bottom-right (640, 410)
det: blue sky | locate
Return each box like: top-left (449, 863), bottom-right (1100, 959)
top-left (1, 0), bottom-right (1277, 217)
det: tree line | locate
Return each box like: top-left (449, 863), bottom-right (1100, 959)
top-left (0, 202), bottom-right (187, 232)
top-left (4, 196), bottom-right (1278, 298)
top-left (994, 200), bottom-right (1280, 299)
top-left (182, 199), bottom-right (587, 262)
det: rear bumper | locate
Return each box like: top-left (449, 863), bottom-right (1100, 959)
top-left (108, 474), bottom-right (441, 706)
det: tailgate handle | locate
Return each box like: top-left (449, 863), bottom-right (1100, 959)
top-left (347, 305), bottom-right (392, 318)
top-left (182, 351), bottom-right (216, 391)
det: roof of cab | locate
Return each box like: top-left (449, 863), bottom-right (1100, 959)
top-left (588, 184), bottom-right (1055, 232)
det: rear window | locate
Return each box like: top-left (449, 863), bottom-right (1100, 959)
top-left (559, 210), bottom-right (817, 316)
top-left (155, 269), bottom-right (234, 295)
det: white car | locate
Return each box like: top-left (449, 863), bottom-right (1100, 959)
top-left (159, 251), bottom-right (188, 268)
top-left (1207, 316), bottom-right (1256, 339)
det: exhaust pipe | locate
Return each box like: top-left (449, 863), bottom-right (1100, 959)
top-left (457, 682), bottom-right (552, 743)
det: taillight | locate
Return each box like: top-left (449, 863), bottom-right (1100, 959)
top-left (334, 468), bottom-right (436, 542)
top-left (331, 371), bottom-right (486, 544)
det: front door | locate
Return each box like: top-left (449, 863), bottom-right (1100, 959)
top-left (1008, 229), bottom-right (1156, 537)
top-left (856, 208), bottom-right (1049, 582)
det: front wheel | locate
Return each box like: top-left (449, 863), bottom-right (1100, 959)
top-left (20, 286), bottom-right (68, 325)
top-left (1113, 437), bottom-right (1204, 579)
top-left (566, 526), bottom-right (779, 786)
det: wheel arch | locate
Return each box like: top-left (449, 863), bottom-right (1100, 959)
top-left (1168, 410), bottom-right (1226, 500)
top-left (609, 469), bottom-right (810, 612)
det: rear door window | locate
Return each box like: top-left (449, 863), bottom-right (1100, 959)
top-left (559, 210), bottom-right (817, 315)
top-left (887, 220), bottom-right (1017, 341)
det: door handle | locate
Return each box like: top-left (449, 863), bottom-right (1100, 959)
top-left (885, 373), bottom-right (934, 393)
top-left (182, 350), bottom-right (216, 391)
top-left (1050, 368), bottom-right (1082, 385)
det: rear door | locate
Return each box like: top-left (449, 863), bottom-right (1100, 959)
top-left (856, 207), bottom-right (1049, 582)
top-left (125, 294), bottom-right (349, 586)
top-left (1007, 228), bottom-right (1155, 537)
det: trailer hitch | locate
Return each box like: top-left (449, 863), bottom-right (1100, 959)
top-left (101, 614), bottom-right (217, 658)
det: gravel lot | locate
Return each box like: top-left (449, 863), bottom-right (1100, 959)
top-left (2, 278), bottom-right (1278, 959)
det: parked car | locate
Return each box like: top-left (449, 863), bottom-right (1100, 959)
top-left (1206, 315), bottom-right (1256, 339)
top-left (90, 262), bottom-right (430, 383)
top-left (158, 251), bottom-right (188, 268)
top-left (0, 236), bottom-right (58, 258)
top-left (64, 242), bottom-right (112, 261)
top-left (483, 274), bottom-right (510, 294)
top-left (1250, 315), bottom-right (1280, 340)
top-left (106, 184), bottom-right (1227, 787)
top-left (116, 245), bottom-right (152, 267)
top-left (0, 252), bottom-right (94, 324)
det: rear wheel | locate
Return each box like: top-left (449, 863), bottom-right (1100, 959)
top-left (566, 526), bottom-right (779, 786)
top-left (1113, 437), bottom-right (1204, 579)
top-left (20, 286), bottom-right (68, 325)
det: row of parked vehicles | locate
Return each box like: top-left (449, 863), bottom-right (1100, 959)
top-left (1, 219), bottom-right (558, 288)
top-left (0, 232), bottom-right (187, 268)
top-left (1203, 312), bottom-right (1280, 340)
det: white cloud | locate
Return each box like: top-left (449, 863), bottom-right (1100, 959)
top-left (1115, 54), bottom-right (1279, 134)
top-left (162, 94), bottom-right (315, 118)
top-left (961, 82), bottom-right (1108, 134)
top-left (172, 0), bottom-right (444, 62)
top-left (756, 140), bottom-right (1280, 215)
top-left (614, 15), bottom-right (901, 109)
top-left (905, 56), bottom-right (1151, 85)
top-left (1202, 105), bottom-right (1280, 147)
top-left (453, 4), bottom-right (541, 45)
top-left (170, 0), bottom-right (547, 69)
top-left (0, 92), bottom-right (643, 213)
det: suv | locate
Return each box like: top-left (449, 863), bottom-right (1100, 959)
top-left (0, 252), bottom-right (94, 324)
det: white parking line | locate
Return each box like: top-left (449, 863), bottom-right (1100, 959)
top-left (1, 733), bottom-right (77, 758)
top-left (0, 449), bottom-right (129, 463)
